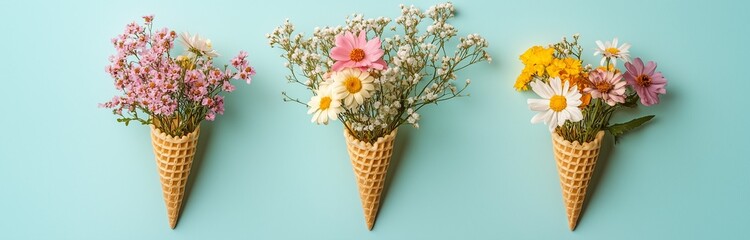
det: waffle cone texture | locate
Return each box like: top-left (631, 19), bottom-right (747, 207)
top-left (150, 125), bottom-right (200, 229)
top-left (344, 128), bottom-right (397, 231)
top-left (551, 130), bottom-right (605, 231)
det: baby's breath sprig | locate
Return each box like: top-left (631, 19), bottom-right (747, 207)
top-left (552, 33), bottom-right (583, 60)
top-left (269, 3), bottom-right (491, 143)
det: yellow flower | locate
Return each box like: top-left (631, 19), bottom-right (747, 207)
top-left (520, 46), bottom-right (554, 66)
top-left (596, 64), bottom-right (620, 74)
top-left (516, 46), bottom-right (555, 90)
top-left (545, 59), bottom-right (564, 78)
top-left (532, 64), bottom-right (546, 76)
top-left (176, 55), bottom-right (195, 70)
top-left (546, 57), bottom-right (582, 81)
top-left (515, 68), bottom-right (533, 91)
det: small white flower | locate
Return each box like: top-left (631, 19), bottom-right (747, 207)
top-left (594, 37), bottom-right (631, 66)
top-left (527, 77), bottom-right (583, 132)
top-left (179, 32), bottom-right (218, 58)
top-left (332, 68), bottom-right (376, 109)
top-left (307, 86), bottom-right (343, 125)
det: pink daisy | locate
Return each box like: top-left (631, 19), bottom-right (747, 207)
top-left (330, 30), bottom-right (387, 72)
top-left (585, 69), bottom-right (627, 106)
top-left (624, 58), bottom-right (667, 106)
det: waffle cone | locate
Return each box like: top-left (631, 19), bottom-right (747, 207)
top-left (344, 128), bottom-right (397, 231)
top-left (150, 125), bottom-right (200, 229)
top-left (551, 130), bottom-right (605, 231)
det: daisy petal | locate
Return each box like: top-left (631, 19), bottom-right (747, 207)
top-left (527, 98), bottom-right (550, 111)
top-left (550, 77), bottom-right (562, 95)
top-left (567, 107), bottom-right (583, 122)
top-left (547, 113), bottom-right (558, 132)
top-left (557, 109), bottom-right (570, 127)
top-left (530, 80), bottom-right (552, 98)
top-left (531, 110), bottom-right (552, 124)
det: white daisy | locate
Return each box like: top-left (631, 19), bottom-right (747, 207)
top-left (317, 75), bottom-right (335, 91)
top-left (307, 85), bottom-right (343, 125)
top-left (332, 68), bottom-right (375, 109)
top-left (179, 32), bottom-right (219, 58)
top-left (527, 77), bottom-right (583, 132)
top-left (594, 37), bottom-right (630, 66)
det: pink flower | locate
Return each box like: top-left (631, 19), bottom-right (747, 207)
top-left (205, 112), bottom-right (216, 121)
top-left (208, 69), bottom-right (223, 85)
top-left (125, 22), bottom-right (141, 35)
top-left (234, 65), bottom-right (255, 84)
top-left (330, 31), bottom-right (387, 72)
top-left (204, 96), bottom-right (224, 121)
top-left (584, 69), bottom-right (627, 106)
top-left (624, 58), bottom-right (667, 106)
top-left (231, 51), bottom-right (255, 84)
top-left (222, 81), bottom-right (236, 92)
top-left (201, 97), bottom-right (214, 106)
top-left (231, 51), bottom-right (248, 68)
top-left (103, 16), bottom-right (253, 127)
top-left (212, 96), bottom-right (224, 115)
top-left (142, 15), bottom-right (154, 23)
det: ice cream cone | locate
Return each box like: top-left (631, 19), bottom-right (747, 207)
top-left (343, 128), bottom-right (397, 231)
top-left (551, 130), bottom-right (605, 231)
top-left (150, 124), bottom-right (200, 229)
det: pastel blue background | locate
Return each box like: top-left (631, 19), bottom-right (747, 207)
top-left (1, 0), bottom-right (748, 239)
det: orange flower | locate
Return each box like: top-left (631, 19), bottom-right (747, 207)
top-left (564, 72), bottom-right (591, 108)
top-left (579, 93), bottom-right (591, 108)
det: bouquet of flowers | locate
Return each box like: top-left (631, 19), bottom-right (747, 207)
top-left (515, 35), bottom-right (667, 230)
top-left (268, 3), bottom-right (490, 230)
top-left (100, 15), bottom-right (255, 229)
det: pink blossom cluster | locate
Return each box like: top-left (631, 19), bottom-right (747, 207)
top-left (101, 15), bottom-right (254, 124)
top-left (231, 51), bottom-right (255, 84)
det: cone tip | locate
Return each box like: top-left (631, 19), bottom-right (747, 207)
top-left (568, 221), bottom-right (577, 231)
top-left (169, 220), bottom-right (177, 229)
top-left (367, 222), bottom-right (374, 231)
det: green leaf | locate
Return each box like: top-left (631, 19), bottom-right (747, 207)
top-left (607, 115), bottom-right (655, 143)
top-left (116, 118), bottom-right (132, 126)
top-left (621, 93), bottom-right (640, 108)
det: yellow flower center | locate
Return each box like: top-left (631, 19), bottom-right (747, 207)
top-left (595, 81), bottom-right (613, 94)
top-left (606, 47), bottom-right (620, 55)
top-left (344, 76), bottom-right (362, 93)
top-left (349, 48), bottom-right (365, 62)
top-left (549, 95), bottom-right (567, 112)
top-left (319, 96), bottom-right (332, 110)
top-left (636, 74), bottom-right (652, 87)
